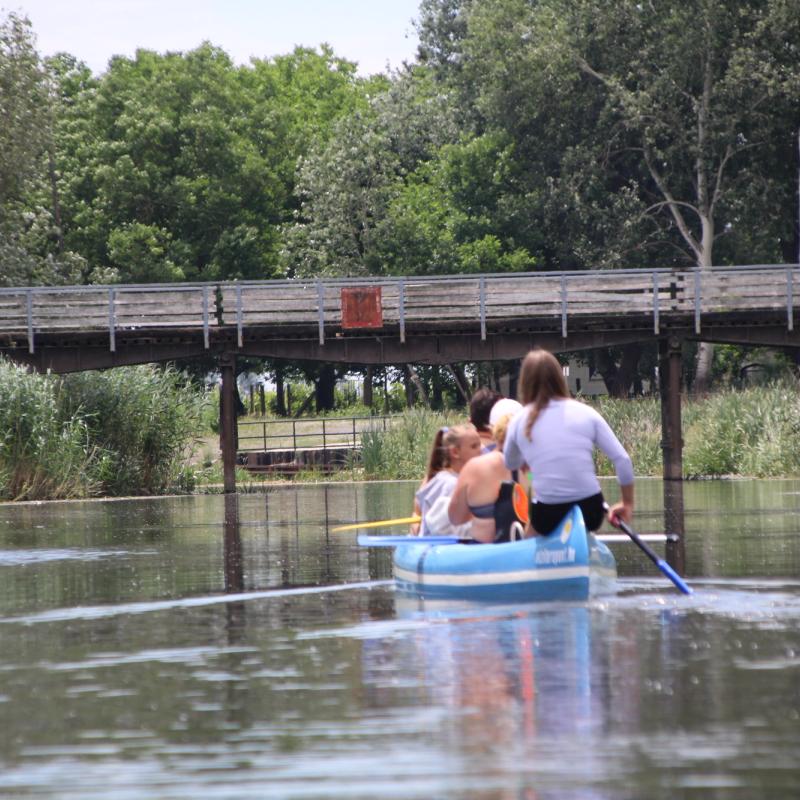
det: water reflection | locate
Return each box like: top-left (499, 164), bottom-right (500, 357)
top-left (0, 482), bottom-right (799, 799)
top-left (664, 479), bottom-right (687, 574)
top-left (362, 600), bottom-right (621, 799)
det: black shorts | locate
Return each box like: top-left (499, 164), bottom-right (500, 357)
top-left (530, 492), bottom-right (606, 535)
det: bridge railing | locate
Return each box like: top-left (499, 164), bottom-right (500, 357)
top-left (1, 265), bottom-right (798, 351)
top-left (0, 283), bottom-right (217, 353)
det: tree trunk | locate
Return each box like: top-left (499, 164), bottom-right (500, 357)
top-left (363, 366), bottom-right (373, 407)
top-left (596, 344), bottom-right (642, 398)
top-left (447, 364), bottom-right (471, 406)
top-left (315, 363), bottom-right (336, 412)
top-left (431, 368), bottom-right (444, 410)
top-left (406, 364), bottom-right (430, 407)
top-left (693, 342), bottom-right (714, 395)
top-left (275, 365), bottom-right (286, 416)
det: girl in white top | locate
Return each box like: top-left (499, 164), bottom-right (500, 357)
top-left (413, 423), bottom-right (482, 535)
top-left (504, 349), bottom-right (634, 534)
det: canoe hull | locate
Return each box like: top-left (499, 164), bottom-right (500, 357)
top-left (393, 506), bottom-right (616, 602)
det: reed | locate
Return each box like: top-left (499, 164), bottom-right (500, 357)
top-left (593, 383), bottom-right (800, 478)
top-left (358, 383), bottom-right (800, 482)
top-left (360, 407), bottom-right (455, 480)
top-left (682, 383), bottom-right (800, 477)
top-left (59, 365), bottom-right (207, 495)
top-left (0, 359), bottom-right (97, 500)
top-left (0, 359), bottom-right (207, 500)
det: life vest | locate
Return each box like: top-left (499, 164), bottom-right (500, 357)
top-left (493, 480), bottom-right (529, 543)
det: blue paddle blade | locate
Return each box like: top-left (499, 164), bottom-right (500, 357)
top-left (357, 534), bottom-right (462, 547)
top-left (656, 558), bottom-right (693, 595)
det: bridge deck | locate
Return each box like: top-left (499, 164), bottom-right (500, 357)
top-left (0, 265), bottom-right (797, 371)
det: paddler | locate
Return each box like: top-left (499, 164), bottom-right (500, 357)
top-left (504, 349), bottom-right (634, 535)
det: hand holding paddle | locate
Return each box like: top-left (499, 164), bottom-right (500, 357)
top-left (607, 505), bottom-right (692, 595)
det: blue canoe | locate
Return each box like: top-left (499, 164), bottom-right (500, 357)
top-left (393, 505), bottom-right (617, 603)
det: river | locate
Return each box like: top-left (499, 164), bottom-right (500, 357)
top-left (0, 478), bottom-right (798, 799)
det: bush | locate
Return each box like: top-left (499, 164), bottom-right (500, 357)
top-left (59, 365), bottom-right (207, 496)
top-left (0, 359), bottom-right (207, 500)
top-left (0, 359), bottom-right (97, 500)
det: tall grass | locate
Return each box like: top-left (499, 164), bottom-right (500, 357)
top-left (0, 359), bottom-right (206, 500)
top-left (360, 407), bottom-right (455, 480)
top-left (682, 383), bottom-right (800, 477)
top-left (59, 365), bottom-right (206, 495)
top-left (594, 383), bottom-right (800, 478)
top-left (0, 360), bottom-right (97, 500)
top-left (360, 383), bottom-right (800, 481)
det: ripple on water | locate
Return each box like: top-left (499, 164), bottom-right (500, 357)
top-left (0, 548), bottom-right (151, 566)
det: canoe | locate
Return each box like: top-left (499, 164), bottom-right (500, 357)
top-left (393, 505), bottom-right (617, 603)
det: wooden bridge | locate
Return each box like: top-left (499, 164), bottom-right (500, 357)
top-left (1, 264), bottom-right (798, 517)
top-left (0, 264), bottom-right (798, 373)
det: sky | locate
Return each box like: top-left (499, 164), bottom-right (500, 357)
top-left (7, 0), bottom-right (423, 76)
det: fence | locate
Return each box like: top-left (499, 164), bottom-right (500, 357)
top-left (237, 415), bottom-right (394, 453)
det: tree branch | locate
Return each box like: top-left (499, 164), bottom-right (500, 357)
top-left (644, 150), bottom-right (702, 260)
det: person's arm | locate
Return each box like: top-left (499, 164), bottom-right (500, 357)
top-left (593, 411), bottom-right (634, 523)
top-left (594, 413), bottom-right (634, 487)
top-left (607, 482), bottom-right (634, 525)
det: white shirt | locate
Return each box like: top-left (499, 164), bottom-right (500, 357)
top-left (415, 469), bottom-right (458, 535)
top-left (504, 398), bottom-right (634, 503)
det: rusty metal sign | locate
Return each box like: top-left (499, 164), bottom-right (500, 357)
top-left (341, 286), bottom-right (383, 329)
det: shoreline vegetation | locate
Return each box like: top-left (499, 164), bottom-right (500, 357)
top-left (2, 358), bottom-right (800, 501)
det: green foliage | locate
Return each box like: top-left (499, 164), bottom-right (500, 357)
top-left (0, 359), bottom-right (96, 500)
top-left (0, 359), bottom-right (207, 500)
top-left (683, 384), bottom-right (800, 478)
top-left (48, 42), bottom-right (373, 283)
top-left (59, 365), bottom-right (207, 495)
top-left (0, 13), bottom-right (86, 286)
top-left (359, 407), bottom-right (461, 479)
top-left (592, 384), bottom-right (800, 479)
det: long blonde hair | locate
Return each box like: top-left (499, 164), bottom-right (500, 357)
top-left (425, 423), bottom-right (476, 482)
top-left (518, 349), bottom-right (570, 440)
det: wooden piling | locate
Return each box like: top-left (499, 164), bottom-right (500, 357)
top-left (659, 337), bottom-right (687, 573)
top-left (219, 353), bottom-right (237, 493)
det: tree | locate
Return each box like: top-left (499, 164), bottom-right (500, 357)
top-left (0, 13), bottom-right (83, 286)
top-left (460, 0), bottom-right (800, 389)
top-left (50, 43), bottom-right (374, 284)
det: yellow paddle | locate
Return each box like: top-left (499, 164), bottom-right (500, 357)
top-left (331, 516), bottom-right (421, 532)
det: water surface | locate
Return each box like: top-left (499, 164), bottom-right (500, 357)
top-left (0, 480), bottom-right (798, 799)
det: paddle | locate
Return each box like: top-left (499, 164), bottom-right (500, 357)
top-left (356, 532), bottom-right (668, 546)
top-left (357, 534), bottom-right (467, 547)
top-left (331, 516), bottom-right (420, 532)
top-left (611, 515), bottom-right (693, 595)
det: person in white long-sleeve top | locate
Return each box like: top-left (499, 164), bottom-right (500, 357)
top-left (504, 349), bottom-right (634, 535)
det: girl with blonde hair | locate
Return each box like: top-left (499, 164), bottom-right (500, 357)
top-left (504, 349), bottom-right (634, 534)
top-left (412, 423), bottom-right (482, 535)
top-left (448, 402), bottom-right (527, 543)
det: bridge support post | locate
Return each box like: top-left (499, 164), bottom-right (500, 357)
top-left (219, 353), bottom-right (238, 493)
top-left (659, 337), bottom-right (687, 573)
